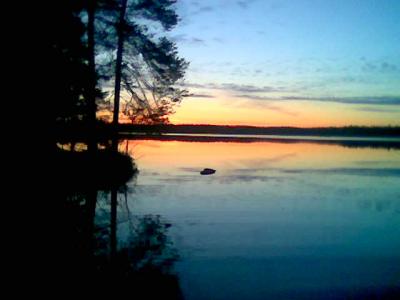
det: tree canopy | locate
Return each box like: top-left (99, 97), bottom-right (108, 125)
top-left (95, 0), bottom-right (189, 124)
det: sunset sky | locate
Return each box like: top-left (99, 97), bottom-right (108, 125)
top-left (166, 0), bottom-right (400, 126)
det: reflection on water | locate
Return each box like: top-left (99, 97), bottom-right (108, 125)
top-left (56, 184), bottom-right (183, 298)
top-left (56, 138), bottom-right (399, 299)
top-left (125, 138), bottom-right (400, 299)
top-left (127, 133), bottom-right (400, 150)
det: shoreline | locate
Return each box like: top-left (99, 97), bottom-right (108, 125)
top-left (119, 133), bottom-right (400, 150)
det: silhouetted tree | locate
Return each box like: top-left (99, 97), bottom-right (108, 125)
top-left (46, 0), bottom-right (188, 134)
top-left (85, 0), bottom-right (99, 151)
top-left (110, 0), bottom-right (128, 127)
top-left (96, 0), bottom-right (189, 125)
top-left (47, 1), bottom-right (90, 126)
top-left (43, 0), bottom-right (103, 151)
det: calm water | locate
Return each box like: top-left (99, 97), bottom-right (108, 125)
top-left (102, 137), bottom-right (400, 299)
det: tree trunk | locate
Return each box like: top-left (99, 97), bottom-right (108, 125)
top-left (112, 0), bottom-right (128, 129)
top-left (87, 0), bottom-right (97, 152)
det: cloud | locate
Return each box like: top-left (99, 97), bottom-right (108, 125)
top-left (178, 81), bottom-right (400, 107)
top-left (178, 82), bottom-right (209, 89)
top-left (187, 5), bottom-right (215, 17)
top-left (221, 83), bottom-right (284, 93)
top-left (355, 107), bottom-right (400, 113)
top-left (361, 63), bottom-right (377, 72)
top-left (212, 37), bottom-right (224, 43)
top-left (178, 82), bottom-right (293, 93)
top-left (380, 62), bottom-right (398, 72)
top-left (197, 6), bottom-right (214, 13)
top-left (191, 37), bottom-right (205, 44)
top-left (178, 84), bottom-right (299, 115)
top-left (235, 95), bottom-right (400, 105)
top-left (237, 1), bottom-right (249, 9)
top-left (189, 94), bottom-right (215, 98)
top-left (261, 104), bottom-right (298, 116)
top-left (236, 0), bottom-right (258, 9)
top-left (171, 34), bottom-right (205, 45)
top-left (190, 1), bottom-right (201, 7)
top-left (236, 100), bottom-right (298, 116)
top-left (362, 61), bottom-right (398, 73)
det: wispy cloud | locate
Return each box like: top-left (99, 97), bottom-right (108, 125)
top-left (171, 34), bottom-right (205, 45)
top-left (179, 82), bottom-right (293, 93)
top-left (261, 104), bottom-right (298, 116)
top-left (235, 100), bottom-right (299, 116)
top-left (355, 107), bottom-right (400, 113)
top-left (178, 82), bottom-right (208, 89)
top-left (222, 83), bottom-right (284, 93)
top-left (213, 37), bottom-right (224, 43)
top-left (197, 6), bottom-right (213, 13)
top-left (362, 61), bottom-right (398, 73)
top-left (178, 82), bottom-right (400, 107)
top-left (235, 95), bottom-right (400, 105)
top-left (237, 1), bottom-right (249, 9)
top-left (236, 0), bottom-right (259, 9)
top-left (381, 62), bottom-right (398, 72)
top-left (189, 94), bottom-right (215, 98)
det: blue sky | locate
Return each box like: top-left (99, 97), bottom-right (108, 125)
top-left (167, 0), bottom-right (400, 126)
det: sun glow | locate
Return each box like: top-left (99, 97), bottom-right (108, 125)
top-left (169, 95), bottom-right (400, 127)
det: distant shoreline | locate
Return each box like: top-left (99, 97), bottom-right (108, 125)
top-left (121, 132), bottom-right (400, 142)
top-left (53, 124), bottom-right (400, 148)
top-left (117, 124), bottom-right (400, 137)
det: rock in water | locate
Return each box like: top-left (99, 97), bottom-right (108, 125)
top-left (200, 168), bottom-right (216, 175)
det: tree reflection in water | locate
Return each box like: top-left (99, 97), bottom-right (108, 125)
top-left (58, 179), bottom-right (182, 298)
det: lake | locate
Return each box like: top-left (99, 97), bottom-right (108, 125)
top-left (92, 136), bottom-right (400, 299)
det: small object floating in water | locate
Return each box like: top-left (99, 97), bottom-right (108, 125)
top-left (200, 168), bottom-right (216, 175)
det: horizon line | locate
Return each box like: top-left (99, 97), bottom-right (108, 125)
top-left (119, 123), bottom-right (400, 129)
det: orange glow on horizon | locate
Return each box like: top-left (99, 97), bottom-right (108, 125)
top-left (97, 95), bottom-right (400, 128)
top-left (169, 96), bottom-right (400, 127)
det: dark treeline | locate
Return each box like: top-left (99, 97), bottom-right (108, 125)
top-left (117, 124), bottom-right (400, 137)
top-left (26, 1), bottom-right (188, 295)
top-left (37, 0), bottom-right (188, 153)
top-left (35, 0), bottom-right (189, 182)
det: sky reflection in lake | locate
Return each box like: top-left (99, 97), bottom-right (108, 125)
top-left (120, 138), bottom-right (400, 299)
